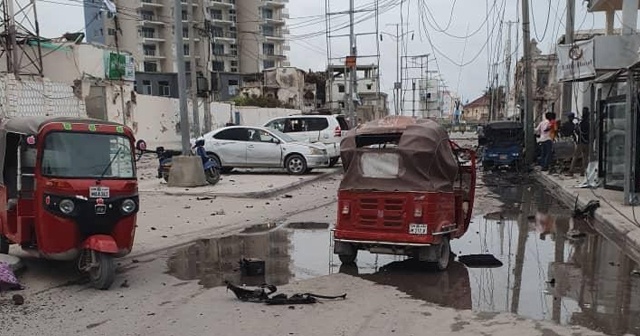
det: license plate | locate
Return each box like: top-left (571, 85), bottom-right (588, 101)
top-left (409, 224), bottom-right (428, 235)
top-left (499, 155), bottom-right (508, 160)
top-left (89, 186), bottom-right (110, 198)
top-left (95, 204), bottom-right (107, 215)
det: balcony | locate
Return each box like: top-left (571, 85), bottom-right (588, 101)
top-left (181, 1), bottom-right (199, 6)
top-left (263, 53), bottom-right (286, 60)
top-left (143, 49), bottom-right (165, 59)
top-left (209, 0), bottom-right (235, 8)
top-left (211, 31), bottom-right (237, 42)
top-left (141, 13), bottom-right (165, 26)
top-left (261, 0), bottom-right (287, 8)
top-left (141, 0), bottom-right (163, 8)
top-left (264, 32), bottom-right (285, 41)
top-left (209, 14), bottom-right (235, 25)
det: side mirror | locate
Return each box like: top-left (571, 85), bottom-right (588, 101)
top-left (136, 139), bottom-right (147, 151)
top-left (271, 138), bottom-right (281, 144)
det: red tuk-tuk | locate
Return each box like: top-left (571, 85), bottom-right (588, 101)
top-left (0, 117), bottom-right (139, 289)
top-left (333, 116), bottom-right (476, 270)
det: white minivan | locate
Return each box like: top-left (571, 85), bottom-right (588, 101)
top-left (263, 114), bottom-right (350, 167)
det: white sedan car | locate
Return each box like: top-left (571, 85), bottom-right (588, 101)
top-left (197, 126), bottom-right (331, 175)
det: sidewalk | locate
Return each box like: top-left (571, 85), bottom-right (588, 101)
top-left (137, 156), bottom-right (341, 198)
top-left (534, 171), bottom-right (640, 263)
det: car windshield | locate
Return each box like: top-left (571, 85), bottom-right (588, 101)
top-left (268, 129), bottom-right (296, 143)
top-left (41, 132), bottom-right (135, 179)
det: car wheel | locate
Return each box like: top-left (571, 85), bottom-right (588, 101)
top-left (285, 154), bottom-right (307, 175)
top-left (329, 157), bottom-right (340, 167)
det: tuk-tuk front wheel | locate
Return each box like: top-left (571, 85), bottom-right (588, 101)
top-left (205, 167), bottom-right (221, 185)
top-left (0, 235), bottom-right (9, 254)
top-left (338, 252), bottom-right (357, 264)
top-left (435, 237), bottom-right (451, 271)
top-left (87, 252), bottom-right (115, 290)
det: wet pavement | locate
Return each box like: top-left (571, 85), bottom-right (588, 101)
top-left (166, 172), bottom-right (640, 336)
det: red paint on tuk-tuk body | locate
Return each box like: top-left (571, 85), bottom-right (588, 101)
top-left (333, 116), bottom-right (476, 270)
top-left (0, 117), bottom-right (139, 289)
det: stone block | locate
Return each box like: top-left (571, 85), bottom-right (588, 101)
top-left (167, 155), bottom-right (207, 187)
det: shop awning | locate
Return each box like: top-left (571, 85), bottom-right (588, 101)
top-left (594, 69), bottom-right (625, 83)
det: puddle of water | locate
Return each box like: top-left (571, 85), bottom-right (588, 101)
top-left (166, 175), bottom-right (640, 336)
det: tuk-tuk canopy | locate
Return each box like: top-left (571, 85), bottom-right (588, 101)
top-left (479, 120), bottom-right (523, 144)
top-left (0, 117), bottom-right (127, 186)
top-left (340, 116), bottom-right (459, 192)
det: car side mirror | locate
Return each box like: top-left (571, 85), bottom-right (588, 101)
top-left (271, 138), bottom-right (281, 144)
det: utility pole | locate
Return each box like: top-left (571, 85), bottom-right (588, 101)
top-left (174, 0), bottom-right (192, 155)
top-left (504, 21), bottom-right (516, 118)
top-left (412, 80), bottom-right (416, 117)
top-left (521, 0), bottom-right (535, 165)
top-left (384, 23), bottom-right (401, 115)
top-left (1, 0), bottom-right (44, 78)
top-left (187, 0), bottom-right (200, 136)
top-left (561, 0), bottom-right (575, 116)
top-left (347, 0), bottom-right (357, 127)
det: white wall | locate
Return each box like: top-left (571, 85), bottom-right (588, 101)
top-left (110, 93), bottom-right (300, 148)
top-left (0, 75), bottom-right (86, 119)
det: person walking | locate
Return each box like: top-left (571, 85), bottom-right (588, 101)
top-left (535, 112), bottom-right (554, 171)
top-left (569, 108), bottom-right (590, 176)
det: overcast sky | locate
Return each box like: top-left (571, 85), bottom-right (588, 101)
top-left (34, 0), bottom-right (608, 109)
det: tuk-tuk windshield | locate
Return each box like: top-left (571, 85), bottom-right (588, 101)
top-left (41, 132), bottom-right (135, 179)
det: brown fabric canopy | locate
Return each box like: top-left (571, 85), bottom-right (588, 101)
top-left (340, 116), bottom-right (459, 192)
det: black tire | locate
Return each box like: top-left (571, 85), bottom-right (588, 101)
top-left (338, 253), bottom-right (357, 264)
top-left (0, 235), bottom-right (9, 254)
top-left (162, 172), bottom-right (169, 183)
top-left (205, 167), bottom-right (221, 185)
top-left (88, 252), bottom-right (115, 290)
top-left (220, 167), bottom-right (234, 174)
top-left (329, 157), bottom-right (340, 167)
top-left (435, 237), bottom-right (451, 271)
top-left (285, 154), bottom-right (307, 175)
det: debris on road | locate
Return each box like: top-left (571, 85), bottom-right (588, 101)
top-left (457, 254), bottom-right (503, 268)
top-left (0, 262), bottom-right (23, 291)
top-left (11, 294), bottom-right (24, 306)
top-left (225, 281), bottom-right (346, 305)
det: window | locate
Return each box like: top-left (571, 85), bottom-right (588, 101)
top-left (212, 61), bottom-right (225, 71)
top-left (142, 80), bottom-right (152, 94)
top-left (214, 128), bottom-right (248, 141)
top-left (537, 69), bottom-right (550, 89)
top-left (230, 60), bottom-right (238, 67)
top-left (338, 84), bottom-right (345, 93)
top-left (182, 27), bottom-right (189, 38)
top-left (263, 43), bottom-right (275, 55)
top-left (231, 68), bottom-right (238, 73)
top-left (182, 10), bottom-right (188, 21)
top-left (108, 28), bottom-right (117, 36)
top-left (211, 26), bottom-right (223, 38)
top-left (262, 8), bottom-right (273, 19)
top-left (228, 79), bottom-right (239, 86)
top-left (263, 60), bottom-right (275, 69)
top-left (159, 81), bottom-right (170, 97)
top-left (306, 118), bottom-right (329, 131)
top-left (143, 61), bottom-right (158, 72)
top-left (183, 44), bottom-right (190, 56)
top-left (210, 9), bottom-right (223, 20)
top-left (212, 43), bottom-right (225, 55)
top-left (366, 84), bottom-right (373, 90)
top-left (140, 10), bottom-right (154, 21)
top-left (360, 152), bottom-right (400, 179)
top-left (42, 133), bottom-right (134, 179)
top-left (262, 25), bottom-right (275, 37)
top-left (143, 45), bottom-right (156, 56)
top-left (265, 119), bottom-right (285, 132)
top-left (141, 27), bottom-right (155, 38)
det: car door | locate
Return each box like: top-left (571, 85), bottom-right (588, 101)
top-left (246, 128), bottom-right (283, 167)
top-left (209, 128), bottom-right (249, 166)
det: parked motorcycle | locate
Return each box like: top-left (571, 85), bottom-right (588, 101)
top-left (136, 139), bottom-right (221, 185)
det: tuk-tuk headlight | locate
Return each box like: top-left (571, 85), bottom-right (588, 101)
top-left (59, 199), bottom-right (75, 214)
top-left (121, 199), bottom-right (136, 214)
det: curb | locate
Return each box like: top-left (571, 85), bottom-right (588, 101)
top-left (533, 171), bottom-right (640, 263)
top-left (161, 169), bottom-right (341, 199)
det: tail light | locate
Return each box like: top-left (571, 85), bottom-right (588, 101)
top-left (341, 202), bottom-right (350, 215)
top-left (334, 126), bottom-right (342, 137)
top-left (414, 204), bottom-right (423, 218)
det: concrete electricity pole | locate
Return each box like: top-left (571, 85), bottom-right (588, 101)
top-left (347, 0), bottom-right (357, 127)
top-left (504, 21), bottom-right (516, 117)
top-left (174, 0), bottom-right (192, 155)
top-left (521, 0), bottom-right (535, 165)
top-left (561, 0), bottom-right (575, 116)
top-left (187, 0), bottom-right (200, 135)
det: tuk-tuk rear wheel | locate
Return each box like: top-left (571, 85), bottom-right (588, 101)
top-left (88, 252), bottom-right (115, 290)
top-left (435, 237), bottom-right (451, 271)
top-left (0, 235), bottom-right (9, 254)
top-left (338, 253), bottom-right (357, 264)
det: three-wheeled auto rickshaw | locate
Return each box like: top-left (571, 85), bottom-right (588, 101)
top-left (478, 120), bottom-right (523, 170)
top-left (0, 117), bottom-right (139, 289)
top-left (333, 116), bottom-right (476, 270)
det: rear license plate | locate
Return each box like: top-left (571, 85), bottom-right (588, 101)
top-left (95, 204), bottom-right (107, 215)
top-left (499, 155), bottom-right (508, 160)
top-left (89, 186), bottom-right (110, 198)
top-left (409, 224), bottom-right (428, 235)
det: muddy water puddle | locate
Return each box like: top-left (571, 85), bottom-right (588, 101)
top-left (167, 174), bottom-right (640, 336)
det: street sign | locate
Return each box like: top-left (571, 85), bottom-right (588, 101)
top-left (345, 56), bottom-right (356, 68)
